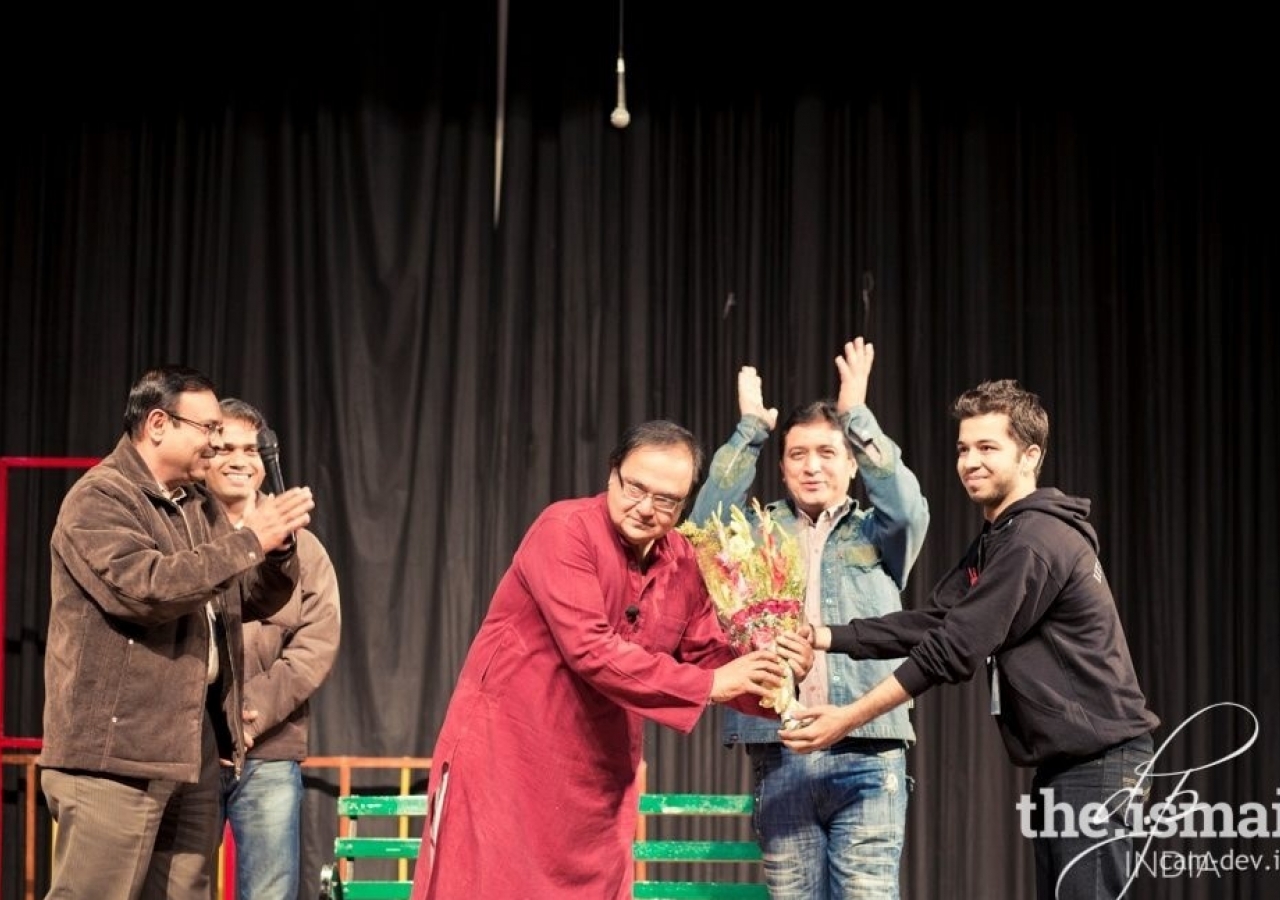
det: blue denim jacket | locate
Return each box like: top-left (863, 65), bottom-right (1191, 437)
top-left (690, 407), bottom-right (929, 744)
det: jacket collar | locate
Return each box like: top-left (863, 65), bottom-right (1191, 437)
top-left (102, 434), bottom-right (194, 505)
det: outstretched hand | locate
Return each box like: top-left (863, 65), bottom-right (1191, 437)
top-left (778, 703), bottom-right (860, 753)
top-left (781, 676), bottom-right (909, 752)
top-left (834, 337), bottom-right (874, 414)
top-left (737, 366), bottom-right (778, 430)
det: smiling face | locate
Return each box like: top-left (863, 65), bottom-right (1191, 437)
top-left (203, 418), bottom-right (265, 517)
top-left (141, 389), bottom-right (224, 489)
top-left (955, 412), bottom-right (1040, 521)
top-left (779, 421), bottom-right (857, 519)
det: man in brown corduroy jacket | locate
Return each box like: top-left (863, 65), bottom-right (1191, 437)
top-left (39, 365), bottom-right (315, 900)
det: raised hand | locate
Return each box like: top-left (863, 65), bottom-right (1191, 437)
top-left (737, 366), bottom-right (778, 430)
top-left (834, 337), bottom-right (874, 414)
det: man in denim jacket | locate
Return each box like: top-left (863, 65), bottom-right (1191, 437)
top-left (691, 338), bottom-right (929, 900)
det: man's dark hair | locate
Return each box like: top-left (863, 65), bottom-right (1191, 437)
top-left (219, 397), bottom-right (267, 431)
top-left (608, 420), bottom-right (705, 483)
top-left (778, 401), bottom-right (855, 456)
top-left (951, 379), bottom-right (1050, 475)
top-left (123, 365), bottom-right (217, 439)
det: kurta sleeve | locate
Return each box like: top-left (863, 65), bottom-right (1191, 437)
top-left (514, 511), bottom-right (716, 733)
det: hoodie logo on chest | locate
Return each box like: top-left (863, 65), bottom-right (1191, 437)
top-left (1093, 559), bottom-right (1104, 584)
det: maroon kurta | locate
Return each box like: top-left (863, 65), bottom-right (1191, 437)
top-left (410, 495), bottom-right (740, 899)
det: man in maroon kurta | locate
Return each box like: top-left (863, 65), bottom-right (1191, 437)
top-left (411, 421), bottom-right (806, 899)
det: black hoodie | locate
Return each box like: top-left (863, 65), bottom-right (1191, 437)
top-left (829, 487), bottom-right (1159, 767)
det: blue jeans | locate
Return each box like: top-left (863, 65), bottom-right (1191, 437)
top-left (220, 759), bottom-right (302, 900)
top-left (1030, 733), bottom-right (1154, 900)
top-left (748, 739), bottom-right (909, 900)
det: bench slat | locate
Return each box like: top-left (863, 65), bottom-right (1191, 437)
top-left (338, 795), bottom-right (429, 817)
top-left (633, 840), bottom-right (761, 862)
top-left (633, 883), bottom-right (770, 900)
top-left (339, 882), bottom-right (415, 900)
top-left (638, 794), bottom-right (754, 815)
top-left (333, 837), bottom-right (421, 859)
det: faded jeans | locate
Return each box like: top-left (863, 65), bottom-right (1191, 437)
top-left (748, 739), bottom-right (909, 900)
top-left (219, 759), bottom-right (302, 900)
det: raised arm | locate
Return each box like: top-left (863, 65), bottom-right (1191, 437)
top-left (690, 366), bottom-right (776, 526)
top-left (835, 338), bottom-right (930, 588)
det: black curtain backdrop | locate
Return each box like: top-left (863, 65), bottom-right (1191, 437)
top-left (3, 7), bottom-right (1277, 899)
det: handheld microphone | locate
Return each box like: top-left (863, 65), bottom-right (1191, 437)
top-left (256, 427), bottom-right (286, 496)
top-left (625, 605), bottom-right (640, 623)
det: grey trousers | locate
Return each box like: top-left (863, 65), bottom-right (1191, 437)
top-left (41, 715), bottom-right (222, 900)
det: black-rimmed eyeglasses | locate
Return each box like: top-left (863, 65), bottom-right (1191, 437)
top-left (614, 471), bottom-right (686, 515)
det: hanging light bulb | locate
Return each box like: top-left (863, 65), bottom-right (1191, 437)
top-left (609, 0), bottom-right (630, 129)
top-left (610, 55), bottom-right (630, 129)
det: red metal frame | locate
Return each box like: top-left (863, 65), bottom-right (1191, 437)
top-left (0, 456), bottom-right (99, 894)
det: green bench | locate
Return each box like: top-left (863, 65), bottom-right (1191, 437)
top-left (633, 793), bottom-right (767, 900)
top-left (318, 791), bottom-right (765, 900)
top-left (318, 794), bottom-right (425, 900)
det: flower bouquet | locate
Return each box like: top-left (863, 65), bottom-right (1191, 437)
top-left (679, 500), bottom-right (808, 728)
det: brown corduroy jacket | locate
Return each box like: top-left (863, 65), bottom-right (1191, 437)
top-left (40, 436), bottom-right (297, 782)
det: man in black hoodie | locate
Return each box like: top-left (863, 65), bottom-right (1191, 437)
top-left (781, 379), bottom-right (1159, 900)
